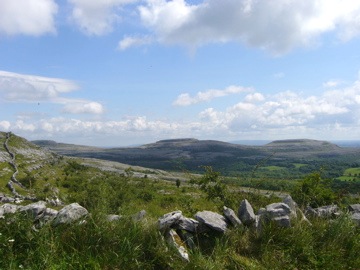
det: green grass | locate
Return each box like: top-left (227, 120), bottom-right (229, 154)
top-left (293, 163), bottom-right (308, 168)
top-left (336, 167), bottom-right (360, 182)
top-left (1, 196), bottom-right (359, 269)
top-left (261, 165), bottom-right (285, 171)
top-left (1, 133), bottom-right (360, 269)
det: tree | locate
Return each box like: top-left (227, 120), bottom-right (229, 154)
top-left (291, 172), bottom-right (337, 208)
top-left (190, 166), bottom-right (233, 206)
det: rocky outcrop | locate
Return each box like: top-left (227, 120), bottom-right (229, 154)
top-left (238, 199), bottom-right (256, 226)
top-left (265, 202), bottom-right (291, 228)
top-left (348, 204), bottom-right (360, 226)
top-left (223, 206), bottom-right (242, 227)
top-left (194, 210), bottom-right (228, 233)
top-left (1, 196), bottom-right (359, 265)
top-left (306, 205), bottom-right (341, 218)
top-left (3, 132), bottom-right (37, 201)
top-left (52, 203), bottom-right (89, 226)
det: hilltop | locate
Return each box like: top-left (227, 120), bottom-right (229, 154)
top-left (33, 137), bottom-right (360, 172)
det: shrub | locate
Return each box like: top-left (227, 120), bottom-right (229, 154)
top-left (291, 172), bottom-right (337, 208)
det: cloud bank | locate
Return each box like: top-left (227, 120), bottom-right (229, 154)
top-left (0, 71), bottom-right (103, 115)
top-left (1, 0), bottom-right (360, 54)
top-left (137, 0), bottom-right (360, 54)
top-left (173, 85), bottom-right (253, 106)
top-left (3, 78), bottom-right (360, 145)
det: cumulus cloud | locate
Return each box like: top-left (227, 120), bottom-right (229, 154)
top-left (138, 0), bottom-right (360, 54)
top-left (198, 82), bottom-right (359, 134)
top-left (62, 101), bottom-right (104, 114)
top-left (3, 78), bottom-right (360, 144)
top-left (68, 0), bottom-right (138, 35)
top-left (173, 85), bottom-right (253, 106)
top-left (118, 35), bottom-right (153, 50)
top-left (0, 70), bottom-right (103, 114)
top-left (0, 0), bottom-right (57, 36)
top-left (0, 121), bottom-right (11, 131)
top-left (323, 79), bottom-right (342, 88)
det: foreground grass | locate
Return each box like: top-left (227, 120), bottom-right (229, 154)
top-left (1, 208), bottom-right (359, 269)
top-left (0, 148), bottom-right (359, 269)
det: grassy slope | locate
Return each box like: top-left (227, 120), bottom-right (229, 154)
top-left (0, 166), bottom-right (359, 269)
top-left (0, 133), bottom-right (360, 269)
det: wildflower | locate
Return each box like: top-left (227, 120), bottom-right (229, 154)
top-left (8, 239), bottom-right (15, 242)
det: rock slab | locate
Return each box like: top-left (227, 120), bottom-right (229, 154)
top-left (194, 210), bottom-right (227, 233)
top-left (238, 199), bottom-right (256, 226)
top-left (52, 203), bottom-right (88, 226)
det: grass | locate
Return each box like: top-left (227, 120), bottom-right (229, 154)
top-left (260, 165), bottom-right (285, 171)
top-left (293, 163), bottom-right (308, 169)
top-left (1, 201), bottom-right (359, 269)
top-left (1, 133), bottom-right (360, 269)
top-left (337, 167), bottom-right (360, 181)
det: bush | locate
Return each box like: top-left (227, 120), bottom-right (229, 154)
top-left (291, 172), bottom-right (337, 208)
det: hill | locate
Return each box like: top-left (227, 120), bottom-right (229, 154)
top-left (0, 132), bottom-right (187, 201)
top-left (33, 137), bottom-right (360, 172)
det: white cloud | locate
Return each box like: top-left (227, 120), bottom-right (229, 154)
top-left (62, 101), bottom-right (104, 114)
top-left (0, 121), bottom-right (11, 131)
top-left (245, 93), bottom-right (265, 103)
top-left (323, 79), bottom-right (342, 88)
top-left (118, 35), bottom-right (153, 50)
top-left (0, 70), bottom-right (78, 102)
top-left (197, 83), bottom-right (358, 133)
top-left (139, 0), bottom-right (360, 54)
top-left (173, 85), bottom-right (253, 106)
top-left (3, 77), bottom-right (360, 144)
top-left (0, 0), bottom-right (57, 36)
top-left (68, 0), bottom-right (138, 35)
top-left (0, 70), bottom-right (104, 115)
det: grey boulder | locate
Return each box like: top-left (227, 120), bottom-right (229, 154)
top-left (19, 201), bottom-right (47, 219)
top-left (349, 204), bottom-right (360, 213)
top-left (223, 206), bottom-right (242, 227)
top-left (194, 210), bottom-right (227, 233)
top-left (238, 199), bottom-right (256, 226)
top-left (52, 203), bottom-right (88, 226)
top-left (158, 210), bottom-right (183, 231)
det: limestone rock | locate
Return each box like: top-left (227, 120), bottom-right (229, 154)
top-left (283, 195), bottom-right (297, 218)
top-left (351, 212), bottom-right (360, 226)
top-left (174, 216), bottom-right (199, 232)
top-left (238, 199), bottom-right (256, 226)
top-left (52, 203), bottom-right (88, 226)
top-left (35, 208), bottom-right (58, 228)
top-left (132, 210), bottom-right (147, 222)
top-left (0, 203), bottom-right (20, 215)
top-left (254, 208), bottom-right (266, 233)
top-left (165, 229), bottom-right (189, 262)
top-left (273, 216), bottom-right (291, 227)
top-left (349, 204), bottom-right (360, 213)
top-left (158, 210), bottom-right (183, 231)
top-left (315, 205), bottom-right (341, 218)
top-left (266, 203), bottom-right (291, 218)
top-left (194, 210), bottom-right (227, 233)
top-left (223, 206), bottom-right (242, 227)
top-left (107, 214), bottom-right (122, 222)
top-left (19, 201), bottom-right (47, 219)
top-left (177, 230), bottom-right (196, 250)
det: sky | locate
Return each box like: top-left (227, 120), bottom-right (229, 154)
top-left (1, 0), bottom-right (360, 146)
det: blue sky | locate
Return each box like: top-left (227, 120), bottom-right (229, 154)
top-left (1, 0), bottom-right (360, 146)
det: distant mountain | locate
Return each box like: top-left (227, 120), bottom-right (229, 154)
top-left (32, 138), bottom-right (360, 172)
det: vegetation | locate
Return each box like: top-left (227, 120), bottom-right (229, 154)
top-left (0, 132), bottom-right (360, 269)
top-left (0, 166), bottom-right (359, 269)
